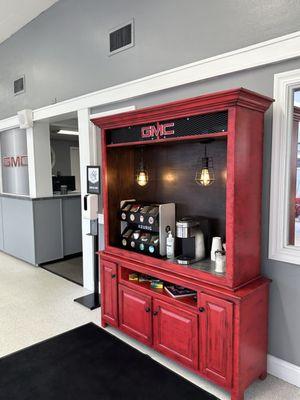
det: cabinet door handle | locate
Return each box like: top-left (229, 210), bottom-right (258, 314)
top-left (111, 274), bottom-right (116, 278)
top-left (153, 310), bottom-right (159, 316)
top-left (199, 307), bottom-right (205, 313)
top-left (145, 307), bottom-right (151, 313)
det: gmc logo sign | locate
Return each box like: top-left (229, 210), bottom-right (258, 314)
top-left (141, 122), bottom-right (175, 138)
top-left (3, 155), bottom-right (28, 167)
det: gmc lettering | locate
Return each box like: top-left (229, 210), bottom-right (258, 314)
top-left (3, 155), bottom-right (28, 167)
top-left (141, 122), bottom-right (175, 138)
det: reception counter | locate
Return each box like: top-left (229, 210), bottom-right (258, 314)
top-left (0, 193), bottom-right (82, 265)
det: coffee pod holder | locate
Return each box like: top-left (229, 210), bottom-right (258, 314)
top-left (119, 199), bottom-right (175, 258)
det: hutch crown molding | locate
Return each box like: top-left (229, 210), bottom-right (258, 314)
top-left (92, 88), bottom-right (273, 400)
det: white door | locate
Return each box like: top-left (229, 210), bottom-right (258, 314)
top-left (70, 147), bottom-right (81, 191)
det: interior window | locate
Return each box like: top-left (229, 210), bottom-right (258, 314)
top-left (289, 89), bottom-right (300, 246)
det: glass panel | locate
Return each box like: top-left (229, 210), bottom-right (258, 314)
top-left (289, 89), bottom-right (300, 246)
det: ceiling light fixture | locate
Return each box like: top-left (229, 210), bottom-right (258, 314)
top-left (195, 143), bottom-right (215, 187)
top-left (57, 130), bottom-right (79, 135)
top-left (136, 147), bottom-right (148, 187)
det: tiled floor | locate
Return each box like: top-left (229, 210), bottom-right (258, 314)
top-left (1, 251), bottom-right (299, 400)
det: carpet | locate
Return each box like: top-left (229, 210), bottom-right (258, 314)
top-left (0, 323), bottom-right (219, 400)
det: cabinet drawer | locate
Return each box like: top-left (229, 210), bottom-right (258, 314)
top-left (153, 299), bottom-right (198, 370)
top-left (119, 285), bottom-right (152, 345)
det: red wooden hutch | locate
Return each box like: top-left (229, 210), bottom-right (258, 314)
top-left (92, 88), bottom-right (273, 400)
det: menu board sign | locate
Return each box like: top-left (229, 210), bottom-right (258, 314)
top-left (87, 166), bottom-right (101, 194)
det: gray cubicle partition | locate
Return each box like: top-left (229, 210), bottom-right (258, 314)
top-left (0, 196), bottom-right (35, 263)
top-left (0, 194), bottom-right (82, 265)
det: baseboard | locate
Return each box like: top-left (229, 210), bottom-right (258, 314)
top-left (268, 354), bottom-right (300, 387)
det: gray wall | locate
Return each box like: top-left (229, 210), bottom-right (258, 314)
top-left (0, 0), bottom-right (300, 119)
top-left (0, 0), bottom-right (300, 366)
top-left (51, 139), bottom-right (78, 176)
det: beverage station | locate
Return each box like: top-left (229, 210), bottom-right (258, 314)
top-left (92, 88), bottom-right (273, 400)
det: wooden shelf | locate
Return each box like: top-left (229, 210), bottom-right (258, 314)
top-left (120, 272), bottom-right (198, 311)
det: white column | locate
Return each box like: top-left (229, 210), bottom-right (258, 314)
top-left (78, 105), bottom-right (136, 292)
top-left (78, 108), bottom-right (98, 291)
top-left (26, 121), bottom-right (52, 198)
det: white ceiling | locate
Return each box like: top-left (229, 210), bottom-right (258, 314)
top-left (0, 0), bottom-right (58, 45)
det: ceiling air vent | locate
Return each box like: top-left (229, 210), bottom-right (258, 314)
top-left (14, 75), bottom-right (25, 95)
top-left (109, 19), bottom-right (134, 55)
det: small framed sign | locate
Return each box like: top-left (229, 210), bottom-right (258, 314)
top-left (87, 166), bottom-right (101, 194)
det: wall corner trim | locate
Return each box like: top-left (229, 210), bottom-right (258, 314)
top-left (268, 354), bottom-right (300, 387)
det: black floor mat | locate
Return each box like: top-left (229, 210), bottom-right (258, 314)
top-left (42, 256), bottom-right (83, 286)
top-left (0, 323), bottom-right (219, 400)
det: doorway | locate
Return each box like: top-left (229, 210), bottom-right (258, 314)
top-left (41, 114), bottom-right (83, 286)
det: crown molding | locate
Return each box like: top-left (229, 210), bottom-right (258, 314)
top-left (91, 87), bottom-right (273, 129)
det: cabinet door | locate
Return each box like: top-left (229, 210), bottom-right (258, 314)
top-left (119, 285), bottom-right (152, 345)
top-left (153, 299), bottom-right (198, 370)
top-left (100, 259), bottom-right (118, 327)
top-left (199, 293), bottom-right (233, 387)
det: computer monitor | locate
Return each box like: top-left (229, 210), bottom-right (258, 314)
top-left (52, 176), bottom-right (76, 192)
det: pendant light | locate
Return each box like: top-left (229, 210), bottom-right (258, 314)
top-left (195, 143), bottom-right (215, 186)
top-left (136, 147), bottom-right (149, 187)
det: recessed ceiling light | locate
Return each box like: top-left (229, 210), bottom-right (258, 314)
top-left (57, 130), bottom-right (79, 135)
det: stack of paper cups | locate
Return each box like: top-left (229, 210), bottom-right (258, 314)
top-left (211, 237), bottom-right (222, 261)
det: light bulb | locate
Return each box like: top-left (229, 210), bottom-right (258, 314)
top-left (200, 168), bottom-right (211, 186)
top-left (137, 170), bottom-right (148, 186)
top-left (195, 166), bottom-right (215, 186)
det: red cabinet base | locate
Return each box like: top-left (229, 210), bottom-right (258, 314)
top-left (119, 285), bottom-right (152, 345)
top-left (153, 299), bottom-right (198, 370)
top-left (100, 259), bottom-right (118, 327)
top-left (199, 293), bottom-right (233, 387)
top-left (99, 252), bottom-right (270, 400)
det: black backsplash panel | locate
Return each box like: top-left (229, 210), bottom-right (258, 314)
top-left (106, 111), bottom-right (228, 145)
top-left (133, 139), bottom-right (227, 240)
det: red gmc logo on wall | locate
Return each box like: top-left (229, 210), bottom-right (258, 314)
top-left (3, 155), bottom-right (28, 167)
top-left (141, 122), bottom-right (175, 138)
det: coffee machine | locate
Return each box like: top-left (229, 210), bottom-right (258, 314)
top-left (175, 217), bottom-right (205, 265)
